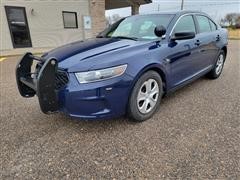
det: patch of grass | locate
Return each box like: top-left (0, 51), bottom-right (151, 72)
top-left (228, 29), bottom-right (240, 40)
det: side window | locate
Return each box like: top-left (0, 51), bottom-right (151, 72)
top-left (174, 15), bottom-right (196, 33)
top-left (196, 15), bottom-right (211, 33)
top-left (209, 19), bottom-right (217, 31)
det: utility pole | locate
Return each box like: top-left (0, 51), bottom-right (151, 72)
top-left (181, 0), bottom-right (184, 10)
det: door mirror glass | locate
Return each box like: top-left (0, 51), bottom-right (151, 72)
top-left (171, 32), bottom-right (195, 41)
top-left (154, 25), bottom-right (166, 37)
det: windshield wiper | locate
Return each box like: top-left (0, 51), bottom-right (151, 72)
top-left (111, 36), bottom-right (139, 41)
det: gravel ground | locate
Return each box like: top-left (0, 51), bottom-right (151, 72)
top-left (0, 41), bottom-right (239, 179)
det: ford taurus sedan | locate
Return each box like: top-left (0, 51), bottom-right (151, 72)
top-left (16, 11), bottom-right (228, 122)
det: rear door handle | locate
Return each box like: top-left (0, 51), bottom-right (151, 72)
top-left (195, 40), bottom-right (201, 46)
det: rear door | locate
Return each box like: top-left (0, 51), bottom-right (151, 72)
top-left (208, 18), bottom-right (221, 61)
top-left (194, 15), bottom-right (219, 69)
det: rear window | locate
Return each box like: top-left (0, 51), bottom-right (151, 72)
top-left (196, 15), bottom-right (211, 33)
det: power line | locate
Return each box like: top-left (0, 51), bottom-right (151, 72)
top-left (149, 1), bottom-right (240, 15)
top-left (152, 0), bottom-right (240, 8)
top-left (185, 2), bottom-right (240, 6)
top-left (152, 1), bottom-right (240, 11)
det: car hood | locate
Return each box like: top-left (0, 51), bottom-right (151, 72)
top-left (42, 38), bottom-right (138, 62)
top-left (42, 38), bottom-right (153, 72)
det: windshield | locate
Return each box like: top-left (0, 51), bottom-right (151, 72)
top-left (106, 14), bottom-right (174, 40)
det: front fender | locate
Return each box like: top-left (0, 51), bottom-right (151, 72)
top-left (127, 63), bottom-right (169, 95)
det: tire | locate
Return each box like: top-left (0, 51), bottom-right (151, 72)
top-left (128, 71), bottom-right (163, 122)
top-left (207, 50), bottom-right (226, 79)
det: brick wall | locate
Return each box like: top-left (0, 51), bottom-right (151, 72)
top-left (89, 0), bottom-right (106, 36)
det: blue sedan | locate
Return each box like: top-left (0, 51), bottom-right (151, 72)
top-left (16, 11), bottom-right (228, 122)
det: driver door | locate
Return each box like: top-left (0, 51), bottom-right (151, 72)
top-left (167, 15), bottom-right (202, 88)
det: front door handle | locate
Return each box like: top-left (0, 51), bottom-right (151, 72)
top-left (195, 40), bottom-right (201, 46)
top-left (216, 35), bottom-right (220, 41)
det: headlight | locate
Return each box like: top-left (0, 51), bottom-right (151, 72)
top-left (75, 64), bottom-right (127, 83)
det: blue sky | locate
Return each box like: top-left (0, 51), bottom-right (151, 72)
top-left (106, 0), bottom-right (240, 23)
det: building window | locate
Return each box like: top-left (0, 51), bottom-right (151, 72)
top-left (62, 11), bottom-right (78, 28)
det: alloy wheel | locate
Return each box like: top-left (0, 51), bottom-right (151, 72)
top-left (215, 54), bottom-right (224, 75)
top-left (137, 78), bottom-right (159, 114)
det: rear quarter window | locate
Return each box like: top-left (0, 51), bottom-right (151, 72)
top-left (209, 19), bottom-right (217, 31)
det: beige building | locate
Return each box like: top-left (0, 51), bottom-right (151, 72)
top-left (0, 0), bottom-right (151, 56)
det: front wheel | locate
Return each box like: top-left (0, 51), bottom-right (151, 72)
top-left (207, 50), bottom-right (226, 79)
top-left (128, 71), bottom-right (163, 122)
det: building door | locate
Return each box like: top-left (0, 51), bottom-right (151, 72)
top-left (5, 6), bottom-right (32, 48)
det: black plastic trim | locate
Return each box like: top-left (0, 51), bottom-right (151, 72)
top-left (16, 53), bottom-right (59, 113)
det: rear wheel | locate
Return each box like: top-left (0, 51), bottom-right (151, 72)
top-left (207, 50), bottom-right (226, 79)
top-left (128, 71), bottom-right (163, 122)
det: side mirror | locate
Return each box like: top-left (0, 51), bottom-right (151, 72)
top-left (154, 25), bottom-right (166, 37)
top-left (171, 32), bottom-right (195, 41)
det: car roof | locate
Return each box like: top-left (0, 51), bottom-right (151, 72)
top-left (174, 10), bottom-right (208, 16)
top-left (134, 10), bottom-right (208, 17)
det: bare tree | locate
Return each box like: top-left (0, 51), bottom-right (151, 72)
top-left (220, 18), bottom-right (226, 27)
top-left (236, 16), bottom-right (240, 23)
top-left (224, 13), bottom-right (240, 27)
top-left (236, 16), bottom-right (240, 28)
